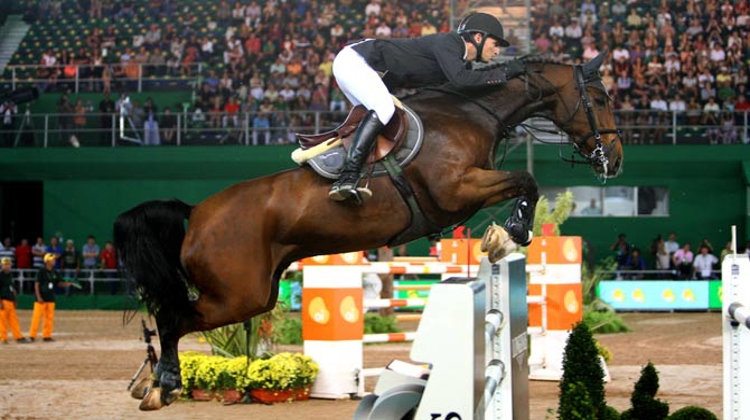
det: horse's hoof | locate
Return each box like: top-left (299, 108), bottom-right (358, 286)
top-left (162, 387), bottom-right (182, 406)
top-left (480, 225), bottom-right (494, 252)
top-left (130, 377), bottom-right (152, 400)
top-left (481, 223), bottom-right (501, 253)
top-left (485, 226), bottom-right (518, 263)
top-left (139, 387), bottom-right (164, 411)
top-left (488, 247), bottom-right (508, 263)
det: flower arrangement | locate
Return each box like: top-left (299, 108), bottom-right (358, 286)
top-left (178, 351), bottom-right (319, 403)
top-left (245, 352), bottom-right (319, 391)
top-left (194, 355), bottom-right (227, 391)
top-left (179, 351), bottom-right (208, 397)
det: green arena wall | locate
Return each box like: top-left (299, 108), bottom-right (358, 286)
top-left (0, 145), bottom-right (748, 267)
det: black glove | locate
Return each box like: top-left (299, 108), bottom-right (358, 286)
top-left (504, 59), bottom-right (525, 79)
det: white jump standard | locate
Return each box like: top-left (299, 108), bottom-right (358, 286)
top-left (354, 255), bottom-right (529, 420)
top-left (723, 251), bottom-right (750, 420)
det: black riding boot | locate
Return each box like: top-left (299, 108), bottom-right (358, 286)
top-left (328, 110), bottom-right (384, 203)
top-left (503, 197), bottom-right (534, 246)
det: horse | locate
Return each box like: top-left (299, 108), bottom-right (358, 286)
top-left (114, 51), bottom-right (623, 410)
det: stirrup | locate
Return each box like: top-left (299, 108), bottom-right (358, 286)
top-left (328, 178), bottom-right (372, 204)
top-left (328, 183), bottom-right (354, 201)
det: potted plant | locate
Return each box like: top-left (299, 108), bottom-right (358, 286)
top-left (287, 353), bottom-right (319, 400)
top-left (179, 352), bottom-right (209, 399)
top-left (218, 356), bottom-right (250, 404)
top-left (246, 352), bottom-right (319, 404)
top-left (193, 355), bottom-right (224, 401)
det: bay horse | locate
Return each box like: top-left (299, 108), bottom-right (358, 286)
top-left (114, 51), bottom-right (623, 410)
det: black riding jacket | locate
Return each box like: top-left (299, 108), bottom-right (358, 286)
top-left (351, 33), bottom-right (508, 89)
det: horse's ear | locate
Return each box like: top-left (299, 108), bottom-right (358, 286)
top-left (582, 49), bottom-right (608, 79)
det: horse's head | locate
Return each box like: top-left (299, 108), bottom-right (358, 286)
top-left (523, 52), bottom-right (624, 178)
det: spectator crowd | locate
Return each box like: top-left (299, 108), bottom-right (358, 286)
top-left (531, 0), bottom-right (750, 144)
top-left (610, 230), bottom-right (738, 280)
top-left (6, 0), bottom-right (750, 146)
top-left (0, 233), bottom-right (120, 293)
top-left (15, 0), bottom-right (454, 144)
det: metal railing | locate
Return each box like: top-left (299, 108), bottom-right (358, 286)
top-left (2, 63), bottom-right (204, 93)
top-left (10, 268), bottom-right (122, 295)
top-left (2, 109), bottom-right (747, 148)
top-left (1, 109), bottom-right (350, 147)
top-left (600, 268), bottom-right (722, 281)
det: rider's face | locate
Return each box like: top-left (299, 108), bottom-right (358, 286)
top-left (470, 34), bottom-right (502, 62)
top-left (481, 38), bottom-right (501, 61)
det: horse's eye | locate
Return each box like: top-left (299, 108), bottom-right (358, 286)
top-left (595, 98), bottom-right (607, 107)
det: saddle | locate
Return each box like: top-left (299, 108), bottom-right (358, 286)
top-left (292, 102), bottom-right (436, 246)
top-left (295, 101), bottom-right (409, 165)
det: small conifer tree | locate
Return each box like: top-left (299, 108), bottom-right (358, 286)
top-left (629, 362), bottom-right (669, 420)
top-left (559, 381), bottom-right (596, 420)
top-left (558, 322), bottom-right (606, 419)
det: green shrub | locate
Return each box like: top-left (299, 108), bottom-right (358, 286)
top-left (274, 312), bottom-right (403, 345)
top-left (583, 308), bottom-right (631, 334)
top-left (666, 406), bottom-right (718, 420)
top-left (559, 322), bottom-right (607, 418)
top-left (364, 313), bottom-right (401, 334)
top-left (580, 257), bottom-right (630, 335)
top-left (274, 316), bottom-right (303, 345)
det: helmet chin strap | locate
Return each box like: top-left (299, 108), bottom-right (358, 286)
top-left (466, 33), bottom-right (489, 63)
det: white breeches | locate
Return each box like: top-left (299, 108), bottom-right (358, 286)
top-left (333, 45), bottom-right (395, 125)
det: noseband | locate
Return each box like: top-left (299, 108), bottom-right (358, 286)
top-left (561, 65), bottom-right (621, 175)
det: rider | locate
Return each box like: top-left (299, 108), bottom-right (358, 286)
top-left (328, 12), bottom-right (524, 203)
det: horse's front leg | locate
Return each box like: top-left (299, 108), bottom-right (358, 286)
top-left (456, 168), bottom-right (538, 262)
top-left (139, 312), bottom-right (184, 411)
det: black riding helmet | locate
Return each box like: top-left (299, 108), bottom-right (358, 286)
top-left (457, 12), bottom-right (509, 63)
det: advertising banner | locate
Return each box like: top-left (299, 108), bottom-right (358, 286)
top-left (598, 281), bottom-right (710, 311)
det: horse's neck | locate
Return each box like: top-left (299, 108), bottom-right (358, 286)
top-left (499, 63), bottom-right (574, 124)
top-left (480, 84), bottom-right (553, 127)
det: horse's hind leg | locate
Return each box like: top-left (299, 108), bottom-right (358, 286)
top-left (139, 311), bottom-right (186, 411)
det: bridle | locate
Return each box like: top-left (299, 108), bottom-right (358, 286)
top-left (562, 65), bottom-right (622, 176)
top-left (517, 61), bottom-right (621, 177)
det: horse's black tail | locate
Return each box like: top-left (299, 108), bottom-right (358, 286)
top-left (114, 199), bottom-right (194, 318)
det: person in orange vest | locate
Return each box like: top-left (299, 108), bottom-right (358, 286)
top-left (0, 257), bottom-right (31, 344)
top-left (28, 253), bottom-right (77, 342)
